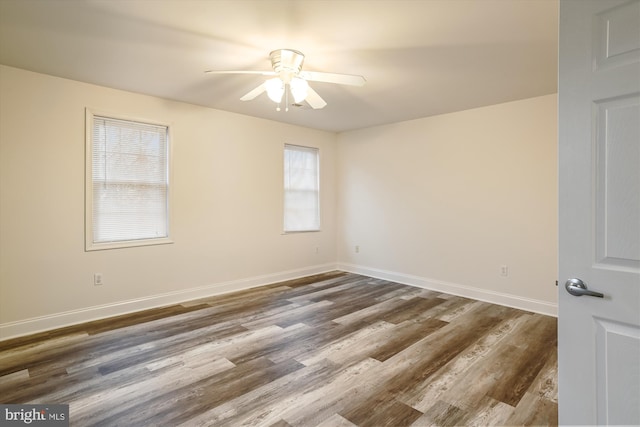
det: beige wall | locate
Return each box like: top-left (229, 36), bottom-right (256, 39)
top-left (0, 65), bottom-right (337, 338)
top-left (336, 94), bottom-right (558, 314)
top-left (0, 65), bottom-right (558, 339)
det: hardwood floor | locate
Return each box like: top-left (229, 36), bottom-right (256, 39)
top-left (0, 272), bottom-right (558, 426)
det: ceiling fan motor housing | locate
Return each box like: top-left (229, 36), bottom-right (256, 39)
top-left (270, 49), bottom-right (305, 81)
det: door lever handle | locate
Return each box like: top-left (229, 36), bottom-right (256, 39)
top-left (565, 278), bottom-right (604, 298)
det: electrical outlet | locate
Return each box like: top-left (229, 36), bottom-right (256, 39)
top-left (500, 265), bottom-right (508, 277)
top-left (94, 273), bottom-right (103, 286)
top-left (355, 245), bottom-right (360, 253)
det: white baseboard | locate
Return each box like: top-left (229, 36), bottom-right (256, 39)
top-left (0, 261), bottom-right (557, 341)
top-left (0, 263), bottom-right (338, 341)
top-left (337, 263), bottom-right (557, 317)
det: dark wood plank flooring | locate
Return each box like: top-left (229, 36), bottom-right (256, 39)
top-left (0, 272), bottom-right (558, 426)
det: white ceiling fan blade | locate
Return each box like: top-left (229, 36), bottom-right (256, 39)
top-left (240, 83), bottom-right (266, 101)
top-left (305, 86), bottom-right (327, 109)
top-left (204, 70), bottom-right (277, 77)
top-left (299, 71), bottom-right (366, 87)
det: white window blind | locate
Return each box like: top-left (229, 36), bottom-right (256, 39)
top-left (284, 144), bottom-right (320, 232)
top-left (88, 114), bottom-right (170, 248)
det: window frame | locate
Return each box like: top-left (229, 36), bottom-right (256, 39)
top-left (85, 108), bottom-right (173, 251)
top-left (283, 143), bottom-right (321, 234)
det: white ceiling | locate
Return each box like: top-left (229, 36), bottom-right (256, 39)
top-left (0, 0), bottom-right (558, 133)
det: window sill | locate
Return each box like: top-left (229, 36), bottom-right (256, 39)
top-left (85, 237), bottom-right (174, 252)
top-left (282, 230), bottom-right (321, 235)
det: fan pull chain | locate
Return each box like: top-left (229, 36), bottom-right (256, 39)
top-left (285, 86), bottom-right (289, 112)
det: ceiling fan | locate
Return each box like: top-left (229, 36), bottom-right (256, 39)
top-left (205, 49), bottom-right (366, 111)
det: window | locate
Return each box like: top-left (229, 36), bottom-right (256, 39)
top-left (284, 144), bottom-right (320, 232)
top-left (85, 110), bottom-right (171, 250)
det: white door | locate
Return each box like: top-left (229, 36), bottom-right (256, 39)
top-left (558, 0), bottom-right (640, 424)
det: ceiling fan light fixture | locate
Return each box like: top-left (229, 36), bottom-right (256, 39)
top-left (210, 48), bottom-right (364, 111)
top-left (265, 77), bottom-right (284, 103)
top-left (290, 77), bottom-right (309, 103)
